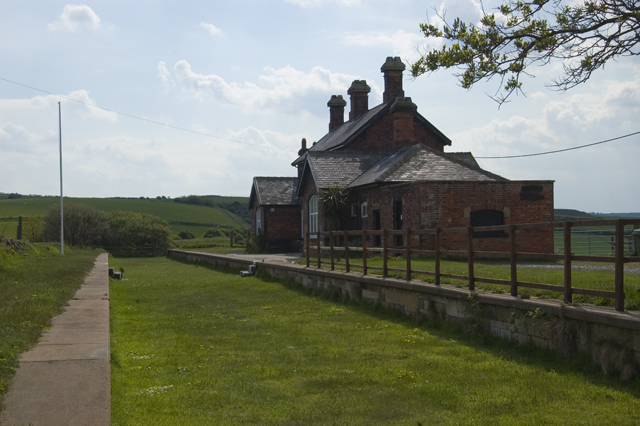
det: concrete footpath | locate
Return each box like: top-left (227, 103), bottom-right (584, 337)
top-left (0, 253), bottom-right (110, 426)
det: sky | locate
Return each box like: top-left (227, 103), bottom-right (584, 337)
top-left (1, 0), bottom-right (638, 213)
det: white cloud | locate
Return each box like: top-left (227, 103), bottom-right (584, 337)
top-left (285, 0), bottom-right (360, 7)
top-left (0, 123), bottom-right (45, 154)
top-left (161, 60), bottom-right (357, 115)
top-left (342, 30), bottom-right (426, 62)
top-left (200, 22), bottom-right (222, 36)
top-left (0, 91), bottom-right (117, 122)
top-left (47, 4), bottom-right (102, 32)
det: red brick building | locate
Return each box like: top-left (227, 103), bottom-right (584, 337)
top-left (249, 57), bottom-right (554, 253)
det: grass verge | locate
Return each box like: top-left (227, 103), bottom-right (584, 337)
top-left (110, 256), bottom-right (640, 425)
top-left (0, 243), bottom-right (102, 403)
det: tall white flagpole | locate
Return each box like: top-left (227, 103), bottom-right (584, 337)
top-left (59, 102), bottom-right (64, 255)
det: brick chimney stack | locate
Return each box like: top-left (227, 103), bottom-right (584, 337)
top-left (298, 138), bottom-right (308, 156)
top-left (381, 56), bottom-right (406, 103)
top-left (347, 80), bottom-right (370, 121)
top-left (327, 95), bottom-right (346, 132)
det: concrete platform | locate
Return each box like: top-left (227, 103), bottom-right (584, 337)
top-left (0, 253), bottom-right (110, 426)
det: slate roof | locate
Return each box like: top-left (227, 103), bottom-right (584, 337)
top-left (291, 100), bottom-right (452, 166)
top-left (447, 152), bottom-right (479, 169)
top-left (250, 177), bottom-right (299, 208)
top-left (299, 152), bottom-right (385, 192)
top-left (347, 145), bottom-right (507, 188)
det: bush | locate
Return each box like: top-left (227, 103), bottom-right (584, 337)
top-left (105, 211), bottom-right (172, 256)
top-left (202, 228), bottom-right (227, 238)
top-left (41, 204), bottom-right (108, 247)
top-left (22, 216), bottom-right (44, 241)
top-left (244, 229), bottom-right (267, 254)
top-left (178, 230), bottom-right (195, 240)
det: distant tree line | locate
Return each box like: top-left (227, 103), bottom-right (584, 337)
top-left (174, 195), bottom-right (250, 222)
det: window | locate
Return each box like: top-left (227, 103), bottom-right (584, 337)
top-left (470, 209), bottom-right (506, 238)
top-left (361, 201), bottom-right (368, 218)
top-left (309, 195), bottom-right (318, 238)
top-left (255, 207), bottom-right (262, 235)
top-left (351, 203), bottom-right (357, 217)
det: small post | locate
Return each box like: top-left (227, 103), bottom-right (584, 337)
top-left (615, 221), bottom-right (625, 311)
top-left (435, 227), bottom-right (441, 286)
top-left (344, 230), bottom-right (350, 273)
top-left (329, 231), bottom-right (335, 271)
top-left (305, 231), bottom-right (310, 268)
top-left (563, 222), bottom-right (572, 304)
top-left (382, 228), bottom-right (388, 278)
top-left (467, 226), bottom-right (474, 292)
top-left (17, 216), bottom-right (23, 240)
top-left (317, 233), bottom-right (321, 269)
top-left (362, 229), bottom-right (367, 275)
top-left (510, 224), bottom-right (517, 297)
top-left (406, 227), bottom-right (412, 281)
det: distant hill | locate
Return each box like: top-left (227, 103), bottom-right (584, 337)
top-left (0, 196), bottom-right (249, 239)
top-left (554, 209), bottom-right (595, 221)
top-left (554, 209), bottom-right (640, 221)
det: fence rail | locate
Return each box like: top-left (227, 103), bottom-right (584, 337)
top-left (306, 219), bottom-right (640, 312)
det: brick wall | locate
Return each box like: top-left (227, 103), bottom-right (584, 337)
top-left (263, 205), bottom-right (301, 240)
top-left (343, 114), bottom-right (445, 154)
top-left (353, 180), bottom-right (554, 253)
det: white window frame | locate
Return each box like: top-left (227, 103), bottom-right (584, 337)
top-left (309, 195), bottom-right (318, 239)
top-left (255, 207), bottom-right (262, 234)
top-left (361, 201), bottom-right (368, 218)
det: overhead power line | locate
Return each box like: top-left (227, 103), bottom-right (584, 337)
top-left (0, 76), bottom-right (296, 154)
top-left (475, 130), bottom-right (640, 159)
top-left (2, 76), bottom-right (638, 160)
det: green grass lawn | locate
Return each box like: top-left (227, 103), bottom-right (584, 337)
top-left (0, 197), bottom-right (244, 239)
top-left (109, 256), bottom-right (640, 425)
top-left (0, 243), bottom-right (102, 403)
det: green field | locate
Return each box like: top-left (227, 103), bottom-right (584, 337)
top-left (109, 256), bottom-right (640, 425)
top-left (0, 196), bottom-right (248, 239)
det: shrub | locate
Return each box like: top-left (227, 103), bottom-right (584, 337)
top-left (178, 230), bottom-right (195, 240)
top-left (105, 210), bottom-right (172, 256)
top-left (41, 204), bottom-right (108, 247)
top-left (244, 229), bottom-right (267, 254)
top-left (202, 228), bottom-right (227, 238)
top-left (22, 216), bottom-right (44, 241)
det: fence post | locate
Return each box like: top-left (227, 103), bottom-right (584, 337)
top-left (17, 216), bottom-right (23, 240)
top-left (317, 233), bottom-right (321, 269)
top-left (467, 226), bottom-right (475, 292)
top-left (615, 221), bottom-right (625, 311)
top-left (435, 227), bottom-right (441, 286)
top-left (329, 231), bottom-right (335, 271)
top-left (362, 229), bottom-right (367, 276)
top-left (382, 229), bottom-right (388, 278)
top-left (563, 222), bottom-right (572, 304)
top-left (306, 231), bottom-right (310, 268)
top-left (406, 228), bottom-right (412, 281)
top-left (510, 224), bottom-right (517, 297)
top-left (344, 230), bottom-right (350, 273)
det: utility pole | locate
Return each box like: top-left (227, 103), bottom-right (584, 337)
top-left (59, 102), bottom-right (64, 255)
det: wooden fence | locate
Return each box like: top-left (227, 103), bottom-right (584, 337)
top-left (306, 219), bottom-right (640, 312)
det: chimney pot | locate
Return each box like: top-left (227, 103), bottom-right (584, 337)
top-left (298, 138), bottom-right (308, 156)
top-left (381, 56), bottom-right (406, 103)
top-left (347, 80), bottom-right (371, 121)
top-left (327, 95), bottom-right (346, 132)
